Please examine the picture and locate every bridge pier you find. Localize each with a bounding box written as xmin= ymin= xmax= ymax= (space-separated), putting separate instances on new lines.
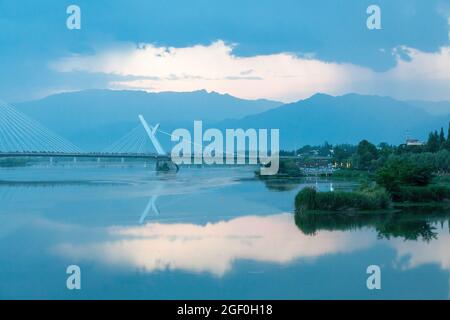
xmin=156 ymin=158 xmax=179 ymax=173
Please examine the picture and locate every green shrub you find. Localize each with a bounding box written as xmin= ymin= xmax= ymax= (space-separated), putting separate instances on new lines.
xmin=295 ymin=186 xmax=390 ymax=212
xmin=331 ymin=169 xmax=372 ymax=179
xmin=392 ymin=185 xmax=450 ymax=202
xmin=376 ymin=158 xmax=434 ymax=192
xmin=295 ymin=187 xmax=317 ymax=211
xmin=278 ymin=159 xmax=303 ymax=177
xmin=257 ymin=158 xmax=303 ymax=178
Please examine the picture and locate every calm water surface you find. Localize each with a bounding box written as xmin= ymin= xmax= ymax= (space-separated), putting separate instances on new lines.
xmin=0 ymin=163 xmax=449 ymax=299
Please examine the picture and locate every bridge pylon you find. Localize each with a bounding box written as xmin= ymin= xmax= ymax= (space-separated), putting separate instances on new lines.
xmin=138 ymin=115 xmax=178 ymax=173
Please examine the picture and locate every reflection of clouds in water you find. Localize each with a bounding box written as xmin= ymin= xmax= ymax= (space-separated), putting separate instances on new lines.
xmin=391 ymin=222 xmax=450 ymax=271
xmin=388 ymin=221 xmax=450 ymax=298
xmin=54 ymin=213 xmax=374 ymax=276
xmin=50 ymin=212 xmax=450 ymax=292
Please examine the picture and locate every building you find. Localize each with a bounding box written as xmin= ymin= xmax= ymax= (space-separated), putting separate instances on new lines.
xmin=405 ymin=138 xmax=423 ymax=146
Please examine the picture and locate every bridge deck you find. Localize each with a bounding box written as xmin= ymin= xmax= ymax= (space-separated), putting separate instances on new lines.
xmin=0 ymin=152 xmax=171 ymax=160
xmin=0 ymin=152 xmax=311 ymax=163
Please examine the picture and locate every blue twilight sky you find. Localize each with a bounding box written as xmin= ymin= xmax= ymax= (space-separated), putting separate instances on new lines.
xmin=0 ymin=0 xmax=449 ymax=102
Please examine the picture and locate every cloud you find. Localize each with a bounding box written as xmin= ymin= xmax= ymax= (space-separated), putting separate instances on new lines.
xmin=391 ymin=221 xmax=450 ymax=272
xmin=3 ymin=1 xmax=450 ymax=101
xmin=51 ymin=41 xmax=450 ymax=102
xmin=354 ymin=46 xmax=450 ymax=101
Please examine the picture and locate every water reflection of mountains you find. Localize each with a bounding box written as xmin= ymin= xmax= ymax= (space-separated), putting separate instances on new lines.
xmin=295 ymin=205 xmax=450 ymax=242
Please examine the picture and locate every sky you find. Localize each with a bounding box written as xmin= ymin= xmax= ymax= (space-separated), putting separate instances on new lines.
xmin=0 ymin=0 xmax=450 ymax=102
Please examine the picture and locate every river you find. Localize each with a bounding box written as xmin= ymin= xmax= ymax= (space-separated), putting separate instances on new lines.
xmin=0 ymin=162 xmax=449 ymax=299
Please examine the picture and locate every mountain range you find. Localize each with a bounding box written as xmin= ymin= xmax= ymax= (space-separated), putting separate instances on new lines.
xmin=13 ymin=89 xmax=450 ymax=151
xmin=15 ymin=89 xmax=280 ymax=150
xmin=219 ymin=93 xmax=450 ymax=149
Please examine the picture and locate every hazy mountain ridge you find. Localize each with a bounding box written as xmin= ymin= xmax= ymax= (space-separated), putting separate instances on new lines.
xmin=13 ymin=90 xmax=450 ymax=151
xmin=407 ymin=100 xmax=450 ymax=116
xmin=15 ymin=89 xmax=281 ymax=150
xmin=219 ymin=93 xmax=450 ymax=149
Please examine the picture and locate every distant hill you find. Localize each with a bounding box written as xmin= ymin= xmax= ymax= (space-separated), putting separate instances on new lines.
xmin=15 ymin=89 xmax=281 ymax=150
xmin=219 ymin=93 xmax=450 ymax=149
xmin=13 ymin=90 xmax=450 ymax=151
xmin=407 ymin=100 xmax=450 ymax=116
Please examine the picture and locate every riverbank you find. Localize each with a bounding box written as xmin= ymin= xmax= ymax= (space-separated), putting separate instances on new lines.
xmin=295 ymin=203 xmax=450 ymax=240
xmin=294 ymin=154 xmax=450 ymax=214
xmin=295 ymin=180 xmax=450 ymax=214
xmin=295 ymin=185 xmax=391 ymax=213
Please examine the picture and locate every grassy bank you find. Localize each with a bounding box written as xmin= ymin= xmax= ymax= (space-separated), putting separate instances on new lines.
xmin=331 ymin=169 xmax=372 ymax=179
xmin=295 ymin=206 xmax=450 ymax=240
xmin=391 ymin=185 xmax=450 ymax=202
xmin=375 ymin=158 xmax=450 ymax=203
xmin=294 ymin=156 xmax=450 ymax=214
xmin=295 ymin=185 xmax=391 ymax=213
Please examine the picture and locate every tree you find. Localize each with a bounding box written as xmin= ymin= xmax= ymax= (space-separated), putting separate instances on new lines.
xmin=447 ymin=122 xmax=450 ymax=141
xmin=319 ymin=141 xmax=332 ymax=156
xmin=356 ymin=140 xmax=378 ymax=170
xmin=375 ymin=158 xmax=433 ymax=192
xmin=296 ymin=145 xmax=312 ymax=155
xmin=427 ymin=131 xmax=440 ymax=153
xmin=333 ymin=144 xmax=356 ymax=162
xmin=446 ymin=122 xmax=450 ymax=151
xmin=439 ymin=127 xmax=446 ymax=148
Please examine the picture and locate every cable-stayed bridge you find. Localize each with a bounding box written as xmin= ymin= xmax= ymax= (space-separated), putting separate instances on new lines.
xmin=0 ymin=99 xmax=172 ymax=167
xmin=1 ymin=99 xmax=293 ymax=173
